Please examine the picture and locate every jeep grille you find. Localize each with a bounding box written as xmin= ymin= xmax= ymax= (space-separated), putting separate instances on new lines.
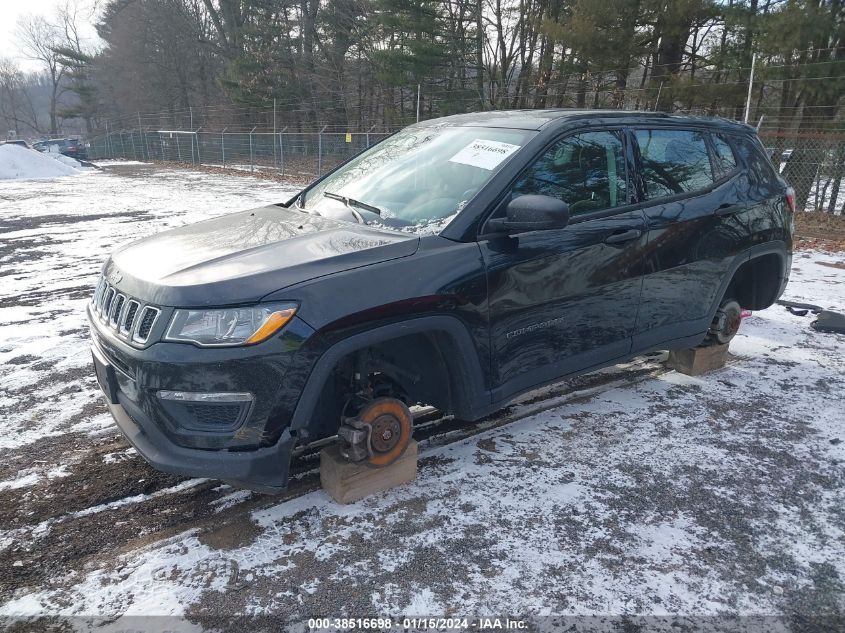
xmin=91 ymin=275 xmax=161 ymax=344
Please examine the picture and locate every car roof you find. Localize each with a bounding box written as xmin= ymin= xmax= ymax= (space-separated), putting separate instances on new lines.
xmin=415 ymin=109 xmax=755 ymax=133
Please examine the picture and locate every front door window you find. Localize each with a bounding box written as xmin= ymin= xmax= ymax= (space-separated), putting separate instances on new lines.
xmin=512 ymin=130 xmax=628 ymax=216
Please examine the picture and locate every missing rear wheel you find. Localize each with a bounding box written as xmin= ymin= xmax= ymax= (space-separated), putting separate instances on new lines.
xmin=703 ymin=298 xmax=742 ymax=346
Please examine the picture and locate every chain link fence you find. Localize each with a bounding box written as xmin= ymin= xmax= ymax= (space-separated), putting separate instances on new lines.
xmin=759 ymin=130 xmax=845 ymax=214
xmin=86 ymin=125 xmax=844 ymax=214
xmin=87 ymin=129 xmax=393 ymax=179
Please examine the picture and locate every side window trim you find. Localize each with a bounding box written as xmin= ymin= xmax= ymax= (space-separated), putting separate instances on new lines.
xmin=625 ymin=127 xmax=647 ymax=205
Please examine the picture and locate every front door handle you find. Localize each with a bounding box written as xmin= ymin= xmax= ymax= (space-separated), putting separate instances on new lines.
xmin=715 ymin=203 xmax=745 ymax=217
xmin=604 ymin=229 xmax=643 ymax=245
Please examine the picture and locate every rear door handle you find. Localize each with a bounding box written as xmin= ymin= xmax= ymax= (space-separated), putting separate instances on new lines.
xmin=604 ymin=229 xmax=642 ymax=245
xmin=715 ymin=203 xmax=745 ymax=217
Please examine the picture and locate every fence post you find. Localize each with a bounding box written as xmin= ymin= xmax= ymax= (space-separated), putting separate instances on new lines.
xmin=176 ymin=133 xmax=182 ymax=162
xmin=249 ymin=127 xmax=256 ymax=173
xmin=366 ymin=124 xmax=376 ymax=148
xmin=278 ymin=127 xmax=287 ymax=176
xmin=195 ymin=128 xmax=202 ymax=166
xmin=318 ymin=125 xmax=327 ymax=176
xmin=221 ymin=128 xmax=227 ymax=167
xmin=143 ymin=130 xmax=151 ymax=162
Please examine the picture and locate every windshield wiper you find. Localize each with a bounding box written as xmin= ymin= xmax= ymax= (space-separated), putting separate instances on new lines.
xmin=323 ymin=191 xmax=382 ymax=216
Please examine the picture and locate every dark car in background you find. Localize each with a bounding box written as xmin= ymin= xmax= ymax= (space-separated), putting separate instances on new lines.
xmin=32 ymin=138 xmax=88 ymax=160
xmin=87 ymin=110 xmax=794 ymax=493
xmin=58 ymin=138 xmax=87 ymax=160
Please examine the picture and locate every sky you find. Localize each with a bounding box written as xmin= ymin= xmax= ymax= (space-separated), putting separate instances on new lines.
xmin=0 ymin=0 xmax=101 ymax=72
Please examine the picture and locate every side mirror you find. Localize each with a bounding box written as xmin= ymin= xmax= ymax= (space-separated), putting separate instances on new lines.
xmin=488 ymin=195 xmax=570 ymax=234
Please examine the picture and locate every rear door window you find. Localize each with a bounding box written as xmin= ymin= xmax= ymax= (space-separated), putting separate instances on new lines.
xmin=512 ymin=130 xmax=628 ymax=216
xmin=634 ymin=129 xmax=714 ymax=199
xmin=711 ymin=134 xmax=738 ymax=177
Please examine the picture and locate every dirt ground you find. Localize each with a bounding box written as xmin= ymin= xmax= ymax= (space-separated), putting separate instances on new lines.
xmin=794 ymin=212 xmax=845 ymax=252
xmin=1 ymin=163 xmax=843 ymax=631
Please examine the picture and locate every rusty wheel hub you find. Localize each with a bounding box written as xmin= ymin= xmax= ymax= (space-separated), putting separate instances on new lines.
xmin=338 ymin=397 xmax=413 ymax=467
xmin=370 ymin=414 xmax=401 ymax=453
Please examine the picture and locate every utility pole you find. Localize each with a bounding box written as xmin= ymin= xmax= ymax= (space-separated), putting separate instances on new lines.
xmin=744 ymin=53 xmax=756 ymax=124
xmin=654 ymin=82 xmax=664 ymax=111
xmin=137 ymin=112 xmax=144 ymax=161
xmin=416 ymin=84 xmax=421 ymax=123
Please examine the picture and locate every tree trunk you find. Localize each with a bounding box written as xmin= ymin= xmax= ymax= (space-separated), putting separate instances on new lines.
xmin=826 ymin=142 xmax=845 ymax=214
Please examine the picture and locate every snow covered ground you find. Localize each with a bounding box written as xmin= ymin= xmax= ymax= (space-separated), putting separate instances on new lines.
xmin=0 ymin=163 xmax=843 ymax=631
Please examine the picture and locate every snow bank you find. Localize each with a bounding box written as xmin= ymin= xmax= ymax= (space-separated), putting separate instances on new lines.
xmin=50 ymin=153 xmax=85 ymax=169
xmin=0 ymin=144 xmax=82 ymax=181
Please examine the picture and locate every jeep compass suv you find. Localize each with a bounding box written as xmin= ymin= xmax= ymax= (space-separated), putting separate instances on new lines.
xmin=88 ymin=110 xmax=793 ymax=492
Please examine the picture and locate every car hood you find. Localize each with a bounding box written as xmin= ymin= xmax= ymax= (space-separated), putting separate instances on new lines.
xmin=105 ymin=205 xmax=420 ymax=306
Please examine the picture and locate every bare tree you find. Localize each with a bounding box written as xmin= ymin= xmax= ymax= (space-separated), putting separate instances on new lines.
xmin=0 ymin=59 xmax=44 ymax=136
xmin=17 ymin=15 xmax=66 ymax=135
xmin=54 ymin=0 xmax=103 ymax=133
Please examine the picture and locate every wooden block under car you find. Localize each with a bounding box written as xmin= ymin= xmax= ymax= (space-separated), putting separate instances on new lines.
xmin=667 ymin=343 xmax=729 ymax=376
xmin=320 ymin=440 xmax=418 ymax=504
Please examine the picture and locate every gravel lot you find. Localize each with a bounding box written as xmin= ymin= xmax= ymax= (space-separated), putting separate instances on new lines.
xmin=1 ymin=163 xmax=843 ymax=632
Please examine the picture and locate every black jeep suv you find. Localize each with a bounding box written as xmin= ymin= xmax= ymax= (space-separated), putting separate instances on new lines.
xmin=88 ymin=110 xmax=793 ymax=492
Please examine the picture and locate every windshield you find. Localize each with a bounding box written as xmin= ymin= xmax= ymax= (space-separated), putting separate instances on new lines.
xmin=299 ymin=125 xmax=534 ymax=234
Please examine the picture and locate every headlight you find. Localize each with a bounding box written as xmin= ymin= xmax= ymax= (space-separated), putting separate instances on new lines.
xmin=164 ymin=302 xmax=298 ymax=347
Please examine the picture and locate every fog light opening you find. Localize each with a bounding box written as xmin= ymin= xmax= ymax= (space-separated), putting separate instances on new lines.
xmin=157 ymin=391 xmax=254 ymax=403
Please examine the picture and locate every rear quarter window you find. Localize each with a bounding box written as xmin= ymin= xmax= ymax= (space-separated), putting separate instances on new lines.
xmin=634 ymin=129 xmax=714 ymax=199
xmin=730 ymin=134 xmax=780 ymax=191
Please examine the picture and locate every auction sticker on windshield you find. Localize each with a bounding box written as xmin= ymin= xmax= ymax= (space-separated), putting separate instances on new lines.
xmin=448 ymin=139 xmax=521 ymax=170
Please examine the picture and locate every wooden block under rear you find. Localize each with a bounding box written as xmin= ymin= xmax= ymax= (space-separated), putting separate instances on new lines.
xmin=668 ymin=343 xmax=729 ymax=376
xmin=320 ymin=439 xmax=418 ymax=504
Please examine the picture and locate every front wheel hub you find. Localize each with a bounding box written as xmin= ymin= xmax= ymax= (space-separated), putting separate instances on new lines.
xmin=338 ymin=397 xmax=413 ymax=467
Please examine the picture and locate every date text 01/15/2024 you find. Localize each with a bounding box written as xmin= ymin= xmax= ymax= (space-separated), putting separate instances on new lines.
xmin=308 ymin=617 xmax=528 ymax=630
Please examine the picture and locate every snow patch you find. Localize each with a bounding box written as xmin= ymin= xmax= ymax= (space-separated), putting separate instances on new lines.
xmin=0 ymin=473 xmax=40 ymax=491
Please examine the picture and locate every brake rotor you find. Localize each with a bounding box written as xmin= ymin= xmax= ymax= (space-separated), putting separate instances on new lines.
xmin=711 ymin=298 xmax=742 ymax=345
xmin=357 ymin=397 xmax=413 ymax=467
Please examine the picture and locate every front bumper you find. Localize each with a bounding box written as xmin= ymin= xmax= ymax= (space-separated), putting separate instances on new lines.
xmin=87 ymin=303 xmax=320 ymax=491
xmin=105 ymin=394 xmax=295 ymax=492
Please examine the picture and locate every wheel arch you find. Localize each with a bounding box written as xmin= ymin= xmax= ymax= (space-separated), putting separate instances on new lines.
xmin=288 ymin=316 xmax=489 ymax=436
xmin=709 ymin=241 xmax=790 ymax=318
